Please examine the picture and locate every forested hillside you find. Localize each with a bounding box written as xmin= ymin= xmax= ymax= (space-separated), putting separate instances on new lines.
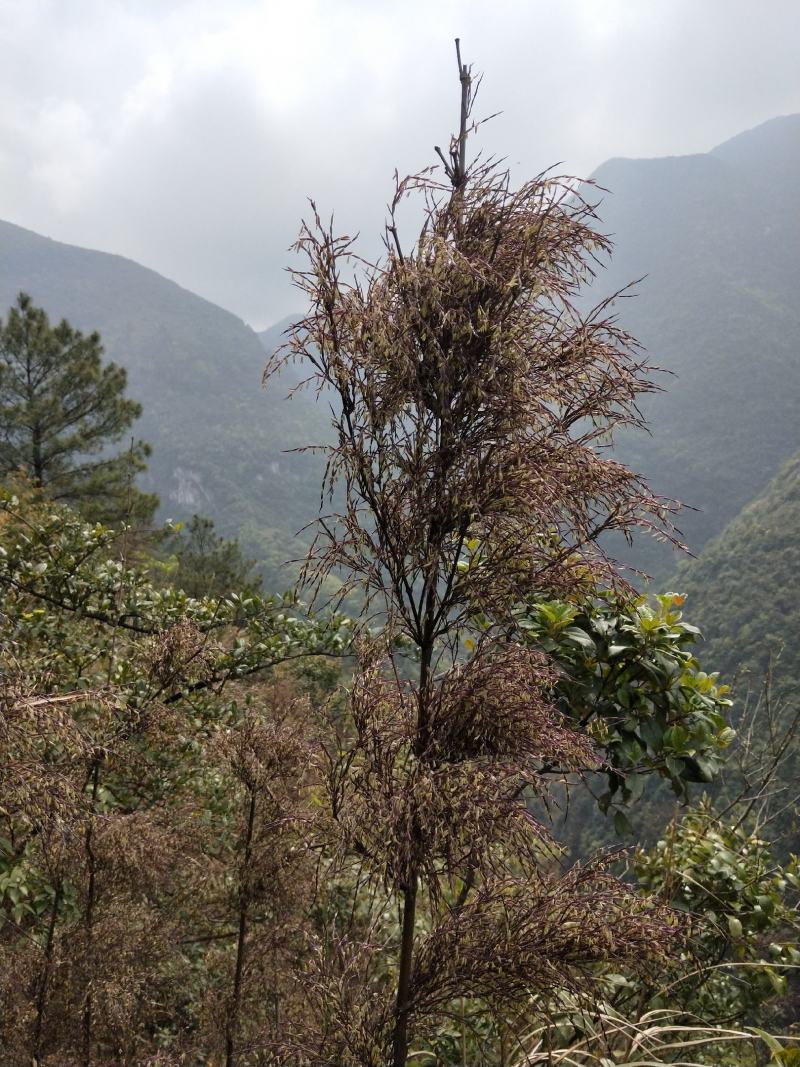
xmin=0 ymin=221 xmax=328 ymax=588
xmin=592 ymin=114 xmax=800 ymax=581
xmin=675 ymin=448 xmax=800 ymax=696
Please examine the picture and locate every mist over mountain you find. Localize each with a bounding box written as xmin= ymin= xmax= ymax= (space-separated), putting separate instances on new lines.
xmin=257 ymin=318 xmax=295 ymax=355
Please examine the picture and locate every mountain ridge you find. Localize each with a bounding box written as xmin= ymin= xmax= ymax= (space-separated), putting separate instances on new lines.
xmin=0 ymin=218 xmax=331 ymax=589
xmin=1 ymin=111 xmax=798 ymax=592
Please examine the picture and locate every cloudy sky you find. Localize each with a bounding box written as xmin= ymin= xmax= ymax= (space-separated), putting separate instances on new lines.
xmin=1 ymin=0 xmax=799 ymax=330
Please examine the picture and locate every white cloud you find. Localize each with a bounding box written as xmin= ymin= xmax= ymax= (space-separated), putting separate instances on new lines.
xmin=0 ymin=0 xmax=798 ymax=327
xmin=28 ymin=98 xmax=105 ymax=212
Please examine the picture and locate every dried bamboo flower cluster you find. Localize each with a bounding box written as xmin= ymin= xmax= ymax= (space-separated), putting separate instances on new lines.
xmin=264 ymin=45 xmax=686 ymax=1067
xmin=324 ymin=642 xmax=598 ymax=897
xmin=411 ymin=865 xmax=677 ymax=1012
xmin=270 ymin=138 xmax=679 ymax=636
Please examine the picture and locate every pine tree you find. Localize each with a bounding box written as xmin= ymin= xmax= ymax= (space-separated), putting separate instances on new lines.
xmin=161 ymin=514 xmax=263 ymax=598
xmin=0 ymin=292 xmax=157 ymax=524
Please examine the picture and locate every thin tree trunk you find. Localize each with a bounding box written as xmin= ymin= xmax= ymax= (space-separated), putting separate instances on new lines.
xmin=460 ymin=996 xmax=467 ymax=1066
xmin=391 ymin=629 xmax=433 ymax=1067
xmin=31 ymin=423 xmax=44 ymax=487
xmin=455 ymin=38 xmax=470 ymax=186
xmin=82 ymin=761 xmax=100 ymax=1067
xmin=225 ymin=786 xmax=257 ymax=1067
xmin=32 ymin=877 xmax=63 ymax=1064
xmin=24 ymin=334 xmax=46 ymax=487
xmin=391 ymin=874 xmax=418 ymax=1067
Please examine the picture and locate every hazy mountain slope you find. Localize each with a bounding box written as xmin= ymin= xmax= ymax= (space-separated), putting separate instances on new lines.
xmin=674 ymin=448 xmax=800 ymax=696
xmin=670 ymin=450 xmax=800 ymax=855
xmin=258 ymin=316 xmax=295 ymax=356
xmin=0 ymin=220 xmax=329 ymax=588
xmin=590 ymin=114 xmax=800 ymax=582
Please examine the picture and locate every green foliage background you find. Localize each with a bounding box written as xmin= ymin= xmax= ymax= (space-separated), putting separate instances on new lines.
xmin=674 ymin=450 xmax=800 ymax=698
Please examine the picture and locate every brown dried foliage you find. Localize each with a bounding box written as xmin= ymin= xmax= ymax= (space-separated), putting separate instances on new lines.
xmin=411 ymin=864 xmax=677 ymax=1020
xmin=200 ymin=682 xmax=317 ymax=1066
xmin=268 ymin=141 xmax=679 ymax=640
xmin=323 ymin=642 xmax=597 ymax=897
xmin=0 ymin=650 xmax=322 ymax=1066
